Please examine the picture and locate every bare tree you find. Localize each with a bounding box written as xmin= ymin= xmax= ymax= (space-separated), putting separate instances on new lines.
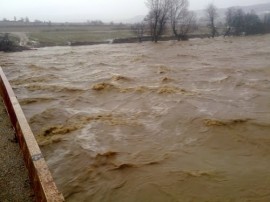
xmin=176 ymin=11 xmax=196 ymax=40
xmin=131 ymin=22 xmax=145 ymax=42
xmin=169 ymin=0 xmax=196 ymax=40
xmin=264 ymin=13 xmax=270 ymax=33
xmin=169 ymin=0 xmax=188 ymax=38
xmin=205 ymin=3 xmax=219 ymax=38
xmin=224 ymin=8 xmax=264 ymax=36
xmin=224 ymin=7 xmax=236 ymax=37
xmin=245 ymin=12 xmax=263 ymax=35
xmin=145 ymin=0 xmax=170 ymax=42
xmin=225 ymin=7 xmax=236 ymax=27
xmin=25 ymin=17 xmax=30 ymax=23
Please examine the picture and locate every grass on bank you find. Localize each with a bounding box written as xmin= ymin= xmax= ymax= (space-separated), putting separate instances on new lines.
xmin=0 ymin=24 xmax=135 ymax=47
xmin=26 ymin=25 xmax=135 ymax=46
xmin=28 ymin=29 xmax=135 ymax=46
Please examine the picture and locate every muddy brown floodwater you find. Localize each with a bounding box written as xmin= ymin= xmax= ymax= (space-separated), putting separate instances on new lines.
xmin=1 ymin=35 xmax=270 ymax=201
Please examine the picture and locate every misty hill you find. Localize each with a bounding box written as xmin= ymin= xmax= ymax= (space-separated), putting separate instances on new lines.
xmin=124 ymin=15 xmax=145 ymax=24
xmin=125 ymin=2 xmax=270 ymax=24
xmin=195 ymin=3 xmax=270 ymax=23
xmin=239 ymin=2 xmax=270 ymax=14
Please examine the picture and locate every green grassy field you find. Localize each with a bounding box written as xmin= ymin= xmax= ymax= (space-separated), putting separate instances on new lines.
xmin=0 ymin=24 xmax=135 ymax=47
xmin=29 ymin=29 xmax=134 ymax=46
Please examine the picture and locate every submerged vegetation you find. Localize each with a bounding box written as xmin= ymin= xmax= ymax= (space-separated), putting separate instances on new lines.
xmin=0 ymin=33 xmax=16 ymax=52
xmin=0 ymin=33 xmax=29 ymax=52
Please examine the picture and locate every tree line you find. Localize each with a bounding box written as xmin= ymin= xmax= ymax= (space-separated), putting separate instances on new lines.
xmin=132 ymin=0 xmax=196 ymax=42
xmin=224 ymin=7 xmax=270 ymax=36
xmin=132 ymin=0 xmax=270 ymax=42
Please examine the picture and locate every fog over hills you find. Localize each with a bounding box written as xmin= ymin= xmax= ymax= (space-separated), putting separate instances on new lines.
xmin=125 ymin=2 xmax=270 ymax=23
xmin=195 ymin=2 xmax=270 ymax=21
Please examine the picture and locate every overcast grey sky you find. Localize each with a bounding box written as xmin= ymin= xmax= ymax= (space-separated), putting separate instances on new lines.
xmin=1 ymin=0 xmax=270 ymax=22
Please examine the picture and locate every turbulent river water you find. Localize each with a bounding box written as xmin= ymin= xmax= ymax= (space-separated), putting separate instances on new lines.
xmin=1 ymin=35 xmax=270 ymax=201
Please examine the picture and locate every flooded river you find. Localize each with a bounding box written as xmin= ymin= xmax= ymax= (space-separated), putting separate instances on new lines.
xmin=1 ymin=35 xmax=270 ymax=201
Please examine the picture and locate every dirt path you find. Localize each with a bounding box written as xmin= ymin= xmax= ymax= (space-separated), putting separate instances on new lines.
xmin=0 ymin=98 xmax=34 ymax=201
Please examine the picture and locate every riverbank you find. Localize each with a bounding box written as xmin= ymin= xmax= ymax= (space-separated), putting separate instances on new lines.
xmin=0 ymin=23 xmax=210 ymax=49
xmin=0 ymin=33 xmax=31 ymax=52
xmin=3 ymin=34 xmax=270 ymax=201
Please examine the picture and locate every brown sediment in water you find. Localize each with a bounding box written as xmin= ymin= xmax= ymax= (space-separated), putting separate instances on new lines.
xmin=120 ymin=86 xmax=151 ymax=93
xmin=92 ymin=82 xmax=117 ymax=91
xmin=132 ymin=54 xmax=150 ymax=62
xmin=161 ymin=77 xmax=174 ymax=83
xmin=92 ymin=82 xmax=190 ymax=95
xmin=157 ymin=86 xmax=187 ymax=94
xmin=204 ymin=119 xmax=251 ymax=127
xmin=42 ymin=125 xmax=80 ymax=136
xmin=35 ymin=111 xmax=140 ymax=146
xmin=177 ymin=54 xmax=199 ymax=59
xmin=11 ymin=74 xmax=58 ymax=86
xmin=37 ymin=124 xmax=81 ymax=146
xmin=79 ymin=114 xmax=139 ymax=126
xmin=91 ymin=75 xmax=131 ymax=91
xmin=111 ymin=75 xmax=131 ymax=82
xmin=169 ymin=170 xmax=224 ymax=179
xmin=2 ymin=34 xmax=270 ymax=202
xmin=28 ymin=64 xmax=43 ymax=70
xmin=26 ymin=84 xmax=85 ymax=93
xmin=0 ymin=62 xmax=15 ymax=67
xmin=91 ymin=151 xmax=167 ymax=171
xmin=19 ymin=97 xmax=56 ymax=105
xmin=157 ymin=65 xmax=172 ymax=74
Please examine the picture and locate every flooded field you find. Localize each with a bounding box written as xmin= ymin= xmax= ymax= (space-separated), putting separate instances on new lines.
xmin=1 ymin=35 xmax=270 ymax=201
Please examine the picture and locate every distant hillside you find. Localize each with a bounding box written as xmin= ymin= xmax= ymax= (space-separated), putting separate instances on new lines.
xmin=196 ymin=2 xmax=270 ymax=23
xmin=124 ymin=15 xmax=145 ymax=24
xmin=238 ymin=2 xmax=270 ymax=14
